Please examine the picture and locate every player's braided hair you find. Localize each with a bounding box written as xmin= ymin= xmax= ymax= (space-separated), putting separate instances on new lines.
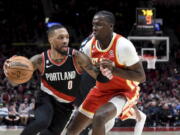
xmin=94 ymin=10 xmax=115 ymax=25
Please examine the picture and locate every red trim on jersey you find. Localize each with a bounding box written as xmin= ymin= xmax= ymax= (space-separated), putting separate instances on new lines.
xmin=72 ymin=49 xmax=83 ymax=75
xmin=91 ymin=34 xmax=122 ymax=61
xmin=111 ymin=127 xmax=180 ymax=131
xmin=89 ymin=38 xmax=96 ymax=58
xmin=120 ymin=114 xmax=129 ymax=120
xmin=40 ymin=52 xmax=45 ymax=75
xmin=120 ymin=109 xmax=134 ymax=120
xmin=112 ymin=34 xmax=121 ymax=50
xmin=92 ymin=37 xmax=96 ymax=46
xmin=129 ymin=81 xmax=139 ymax=99
xmin=41 ymin=79 xmax=75 ymax=102
xmin=112 ymin=34 xmax=126 ymax=68
xmin=47 ymin=49 xmax=68 ymax=66
xmin=119 ymin=86 xmax=139 ymax=121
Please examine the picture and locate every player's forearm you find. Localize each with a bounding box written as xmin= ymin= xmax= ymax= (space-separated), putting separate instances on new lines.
xmin=76 ymin=51 xmax=99 ymax=79
xmin=84 ymin=66 xmax=111 ymax=83
xmin=30 ymin=54 xmax=42 ymax=71
xmin=76 ymin=51 xmax=110 ymax=82
xmin=112 ymin=67 xmax=146 ymax=82
xmin=82 ymin=64 xmax=99 ymax=79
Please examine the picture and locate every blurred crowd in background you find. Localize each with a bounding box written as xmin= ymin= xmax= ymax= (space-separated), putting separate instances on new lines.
xmin=0 ymin=0 xmax=180 ymax=127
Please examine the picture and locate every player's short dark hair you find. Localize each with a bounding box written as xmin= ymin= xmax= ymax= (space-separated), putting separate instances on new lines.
xmin=94 ymin=10 xmax=115 ymax=25
xmin=47 ymin=24 xmax=65 ymax=38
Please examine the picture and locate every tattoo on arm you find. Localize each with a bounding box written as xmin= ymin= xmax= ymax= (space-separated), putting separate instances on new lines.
xmin=75 ymin=51 xmax=100 ymax=78
xmin=83 ymin=63 xmax=99 ymax=73
xmin=30 ymin=54 xmax=42 ymax=71
xmin=37 ymin=57 xmax=42 ymax=66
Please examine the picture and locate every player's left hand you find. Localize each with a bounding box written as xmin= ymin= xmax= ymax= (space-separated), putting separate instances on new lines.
xmin=100 ymin=58 xmax=114 ymax=71
xmin=100 ymin=65 xmax=113 ymax=80
xmin=3 ymin=59 xmax=11 ymax=77
xmin=3 ymin=55 xmax=17 ymax=77
xmin=3 ymin=55 xmax=19 ymax=86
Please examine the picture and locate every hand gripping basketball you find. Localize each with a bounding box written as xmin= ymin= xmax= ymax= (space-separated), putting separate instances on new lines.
xmin=3 ymin=56 xmax=34 ymax=84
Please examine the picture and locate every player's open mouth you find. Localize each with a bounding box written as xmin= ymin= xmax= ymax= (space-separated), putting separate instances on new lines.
xmin=61 ymin=46 xmax=68 ymax=49
xmin=61 ymin=46 xmax=69 ymax=51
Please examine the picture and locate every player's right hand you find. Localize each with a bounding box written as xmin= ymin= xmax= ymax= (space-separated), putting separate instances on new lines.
xmin=3 ymin=56 xmax=19 ymax=86
xmin=100 ymin=58 xmax=115 ymax=71
xmin=3 ymin=55 xmax=17 ymax=76
xmin=100 ymin=65 xmax=113 ymax=80
xmin=3 ymin=59 xmax=11 ymax=77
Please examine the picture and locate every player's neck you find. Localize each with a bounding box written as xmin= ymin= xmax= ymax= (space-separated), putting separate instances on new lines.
xmin=50 ymin=49 xmax=66 ymax=62
xmin=97 ymin=34 xmax=113 ymax=49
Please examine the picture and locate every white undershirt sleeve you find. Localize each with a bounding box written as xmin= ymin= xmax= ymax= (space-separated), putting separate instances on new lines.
xmin=79 ymin=40 xmax=92 ymax=57
xmin=116 ymin=37 xmax=139 ymax=66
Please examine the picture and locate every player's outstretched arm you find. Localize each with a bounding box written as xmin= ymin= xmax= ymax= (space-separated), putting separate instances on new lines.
xmin=30 ymin=54 xmax=43 ymax=72
xmin=74 ymin=50 xmax=111 ymax=82
xmin=75 ymin=50 xmax=99 ymax=79
xmin=100 ymin=59 xmax=146 ymax=82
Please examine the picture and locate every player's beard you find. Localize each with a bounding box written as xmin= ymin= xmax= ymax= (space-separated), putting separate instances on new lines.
xmin=55 ymin=46 xmax=68 ymax=56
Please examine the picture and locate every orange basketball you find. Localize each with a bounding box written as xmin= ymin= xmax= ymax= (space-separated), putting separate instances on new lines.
xmin=5 ymin=56 xmax=34 ymax=84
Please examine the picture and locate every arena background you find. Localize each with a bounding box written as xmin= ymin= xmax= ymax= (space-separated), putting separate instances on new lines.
xmin=0 ymin=0 xmax=180 ymax=135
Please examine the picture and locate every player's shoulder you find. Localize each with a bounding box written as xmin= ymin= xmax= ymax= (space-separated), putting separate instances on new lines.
xmin=118 ymin=36 xmax=133 ymax=45
xmin=30 ymin=53 xmax=42 ymax=64
xmin=117 ymin=36 xmax=135 ymax=50
xmin=30 ymin=53 xmax=42 ymax=60
xmin=80 ymin=34 xmax=93 ymax=48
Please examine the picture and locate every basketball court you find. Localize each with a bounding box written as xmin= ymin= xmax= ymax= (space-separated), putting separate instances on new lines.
xmin=109 ymin=127 xmax=180 ymax=135
xmin=0 ymin=126 xmax=180 ymax=135
xmin=0 ymin=130 xmax=179 ymax=135
xmin=109 ymin=131 xmax=180 ymax=135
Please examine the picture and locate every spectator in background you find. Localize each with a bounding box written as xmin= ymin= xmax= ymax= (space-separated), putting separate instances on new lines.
xmin=175 ymin=49 xmax=180 ymax=67
xmin=28 ymin=97 xmax=36 ymax=119
xmin=175 ymin=104 xmax=180 ymax=126
xmin=18 ymin=98 xmax=30 ymax=125
xmin=1 ymin=90 xmax=11 ymax=104
xmin=143 ymin=100 xmax=160 ymax=127
xmin=5 ymin=102 xmax=20 ymax=126
xmin=29 ymin=98 xmax=35 ymax=111
xmin=159 ymin=103 xmax=174 ymax=127
xmin=0 ymin=103 xmax=8 ymax=124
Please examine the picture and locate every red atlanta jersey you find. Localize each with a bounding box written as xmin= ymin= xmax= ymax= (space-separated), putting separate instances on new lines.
xmin=82 ymin=33 xmax=140 ymax=100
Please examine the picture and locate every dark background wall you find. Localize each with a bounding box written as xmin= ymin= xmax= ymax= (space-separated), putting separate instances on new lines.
xmin=0 ymin=0 xmax=180 ymax=47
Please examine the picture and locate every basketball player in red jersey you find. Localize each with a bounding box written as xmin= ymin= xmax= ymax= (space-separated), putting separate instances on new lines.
xmin=66 ymin=10 xmax=146 ymax=135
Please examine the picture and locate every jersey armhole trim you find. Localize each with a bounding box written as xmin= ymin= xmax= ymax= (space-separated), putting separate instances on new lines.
xmin=40 ymin=52 xmax=45 ymax=75
xmin=72 ymin=49 xmax=83 ymax=75
xmin=115 ymin=35 xmax=125 ymax=66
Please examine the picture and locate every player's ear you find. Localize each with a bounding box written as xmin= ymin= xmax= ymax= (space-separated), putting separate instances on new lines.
xmin=48 ymin=37 xmax=53 ymax=44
